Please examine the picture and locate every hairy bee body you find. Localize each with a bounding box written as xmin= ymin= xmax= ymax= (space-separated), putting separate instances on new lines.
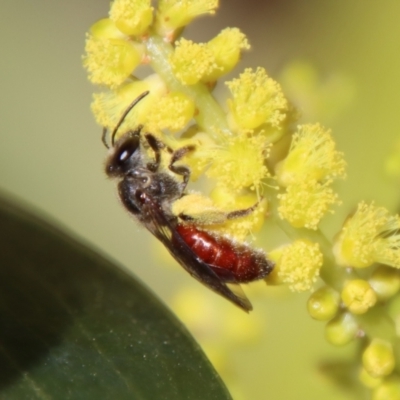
xmin=104 ymin=92 xmax=274 ymax=311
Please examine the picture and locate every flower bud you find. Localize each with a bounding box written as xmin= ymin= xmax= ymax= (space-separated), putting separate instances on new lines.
xmin=341 ymin=279 xmax=377 ymax=314
xmin=307 ymin=286 xmax=340 ymax=321
xmin=370 ymin=265 xmax=400 ymax=302
xmin=325 ymin=311 xmax=358 ymax=346
xmin=359 ymin=367 xmax=382 ymax=389
xmin=372 ymin=376 xmax=400 ymax=400
xmin=362 ymin=339 xmax=395 ymax=378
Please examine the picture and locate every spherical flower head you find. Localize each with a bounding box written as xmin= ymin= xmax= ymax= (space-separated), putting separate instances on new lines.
xmin=91 ymin=75 xmax=167 ymax=136
xmin=109 ymin=0 xmax=153 ymax=36
xmin=202 ymin=28 xmax=250 ymax=82
xmin=226 ymin=67 xmax=288 ymax=131
xmin=333 ymin=202 xmax=400 ymax=269
xmin=206 ymin=134 xmax=270 ymax=193
xmin=84 ymin=34 xmax=142 ymax=89
xmin=362 ymin=339 xmax=395 ymax=378
xmin=275 ymin=123 xmax=346 ymax=187
xmin=278 ymin=179 xmax=340 ymax=230
xmin=156 ymin=0 xmax=218 ymax=39
xmin=144 ymin=91 xmax=195 ymax=132
xmin=170 ymin=38 xmax=215 ymax=85
xmin=341 ymin=279 xmax=377 ymax=315
xmin=266 ymin=240 xmax=323 ymax=292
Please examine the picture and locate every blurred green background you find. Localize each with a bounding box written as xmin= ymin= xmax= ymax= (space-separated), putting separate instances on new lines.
xmin=1 ymin=1 xmax=400 ymax=399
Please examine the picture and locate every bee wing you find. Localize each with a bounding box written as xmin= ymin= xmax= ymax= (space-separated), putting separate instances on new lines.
xmin=142 ymin=197 xmax=252 ymax=312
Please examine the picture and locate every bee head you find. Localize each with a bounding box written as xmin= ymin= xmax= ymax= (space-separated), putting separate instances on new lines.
xmin=105 ymin=131 xmax=142 ymax=178
xmin=102 ymin=91 xmax=150 ymax=178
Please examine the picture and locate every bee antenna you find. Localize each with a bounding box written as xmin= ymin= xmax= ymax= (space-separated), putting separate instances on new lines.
xmin=102 ymin=91 xmax=150 ymax=148
xmin=101 ymin=127 xmax=109 ymax=149
xmin=111 ymin=91 xmax=150 ymax=147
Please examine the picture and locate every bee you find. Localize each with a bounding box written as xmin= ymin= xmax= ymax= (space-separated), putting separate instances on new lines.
xmin=103 ymin=92 xmax=274 ymax=311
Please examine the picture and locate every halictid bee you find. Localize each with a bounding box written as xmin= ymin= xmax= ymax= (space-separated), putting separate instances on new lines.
xmin=103 ymin=91 xmax=274 ymax=312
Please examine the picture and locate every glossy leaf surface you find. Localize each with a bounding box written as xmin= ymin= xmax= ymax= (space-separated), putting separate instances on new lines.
xmin=0 ymin=196 xmax=231 ymax=400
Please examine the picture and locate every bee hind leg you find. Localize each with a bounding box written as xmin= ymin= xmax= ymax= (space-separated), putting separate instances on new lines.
xmin=224 ymin=200 xmax=262 ymax=220
xmin=176 ymin=195 xmax=264 ymax=226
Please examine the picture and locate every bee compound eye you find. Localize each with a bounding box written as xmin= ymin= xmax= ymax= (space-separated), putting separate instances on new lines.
xmin=119 ymin=149 xmax=130 ymax=162
xmin=115 ymin=136 xmax=140 ymax=166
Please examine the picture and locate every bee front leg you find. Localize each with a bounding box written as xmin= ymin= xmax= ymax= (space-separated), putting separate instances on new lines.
xmin=143 ymin=133 xmax=166 ymax=172
xmin=169 ymin=145 xmax=195 ymax=192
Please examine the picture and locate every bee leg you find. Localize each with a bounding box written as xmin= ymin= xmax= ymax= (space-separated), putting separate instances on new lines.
xmin=144 ymin=133 xmax=166 ymax=172
xmin=101 ymin=127 xmax=109 ymax=149
xmin=178 ymin=198 xmax=263 ymax=225
xmin=169 ymin=145 xmax=195 ymax=191
xmin=225 ymin=200 xmax=262 ymax=220
xmin=143 ymin=134 xmax=194 ymax=191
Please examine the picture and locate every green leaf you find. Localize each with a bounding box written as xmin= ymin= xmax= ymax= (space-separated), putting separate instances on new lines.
xmin=0 ymin=195 xmax=232 ymax=400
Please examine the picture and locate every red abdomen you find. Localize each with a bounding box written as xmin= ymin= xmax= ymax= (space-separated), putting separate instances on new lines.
xmin=176 ymin=224 xmax=273 ymax=283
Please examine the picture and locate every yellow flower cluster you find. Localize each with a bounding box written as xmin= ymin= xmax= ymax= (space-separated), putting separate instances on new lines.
xmin=83 ymin=0 xmax=292 ymax=237
xmin=83 ymin=0 xmax=349 ymax=298
xmin=84 ymin=2 xmax=400 ymax=398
